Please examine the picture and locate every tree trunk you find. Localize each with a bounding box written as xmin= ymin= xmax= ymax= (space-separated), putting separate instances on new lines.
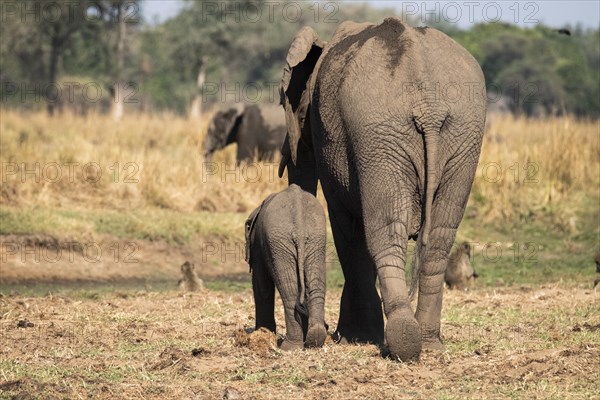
xmin=112 ymin=1 xmax=126 ymax=122
xmin=189 ymin=65 xmax=206 ymax=120
xmin=47 ymin=39 xmax=59 ymax=116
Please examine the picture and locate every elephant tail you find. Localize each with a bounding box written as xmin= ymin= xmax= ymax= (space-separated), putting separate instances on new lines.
xmin=421 ymin=123 xmax=441 ymax=247
xmin=295 ymin=242 xmax=309 ymax=317
xmin=293 ymin=194 xmax=309 ymax=317
xmin=408 ymin=116 xmax=444 ymax=299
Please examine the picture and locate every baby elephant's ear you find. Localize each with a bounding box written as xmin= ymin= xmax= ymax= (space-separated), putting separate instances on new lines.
xmin=244 ymin=210 xmax=260 ymax=265
xmin=245 ymin=194 xmax=277 ymax=265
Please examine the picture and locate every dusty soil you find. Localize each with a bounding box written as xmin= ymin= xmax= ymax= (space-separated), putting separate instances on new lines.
xmin=1 ymin=283 xmax=599 ymax=399
xmin=0 ymin=234 xmax=249 ymax=285
xmin=1 ymin=235 xmax=599 ymax=398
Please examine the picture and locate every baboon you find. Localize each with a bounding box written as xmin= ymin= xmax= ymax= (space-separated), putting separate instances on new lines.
xmin=445 ymin=242 xmax=479 ymax=290
xmin=178 ymin=261 xmax=204 ymax=292
xmin=594 ymin=252 xmax=600 ymax=288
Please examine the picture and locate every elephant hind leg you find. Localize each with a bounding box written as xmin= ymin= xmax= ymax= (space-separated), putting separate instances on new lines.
xmin=326 ymin=195 xmax=384 ymax=345
xmin=252 ymin=259 xmax=276 ymax=333
xmin=269 ymin=258 xmax=305 ymax=351
xmin=305 ymin=237 xmax=328 ymax=348
xmin=415 ymin=225 xmax=454 ymax=351
xmin=416 ymin=151 xmax=480 ymax=351
xmin=357 ymin=172 xmax=421 ymax=361
xmin=305 ymin=324 xmax=327 ymax=348
xmin=279 ymin=300 xmax=307 ymax=351
xmin=279 ymin=305 xmax=305 ymax=351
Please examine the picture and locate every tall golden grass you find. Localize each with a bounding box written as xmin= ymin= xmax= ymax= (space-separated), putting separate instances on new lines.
xmin=0 ymin=110 xmax=287 ymax=214
xmin=473 ymin=115 xmax=600 ymax=228
xmin=1 ymin=110 xmax=598 ymax=225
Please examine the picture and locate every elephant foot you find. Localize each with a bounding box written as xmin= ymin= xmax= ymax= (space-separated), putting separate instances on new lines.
xmin=332 ymin=326 xmax=384 ymax=345
xmin=422 ymin=338 xmax=446 ymax=352
xmin=419 ymin=324 xmax=445 ymax=352
xmin=385 ymin=309 xmax=422 ymax=362
xmin=332 ymin=331 xmax=348 ymax=344
xmin=332 ymin=331 xmax=383 ymax=345
xmin=305 ymin=324 xmax=327 ymax=348
xmin=280 ymin=337 xmax=304 ymax=351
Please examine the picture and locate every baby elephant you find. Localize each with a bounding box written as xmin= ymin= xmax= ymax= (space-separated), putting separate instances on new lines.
xmin=245 ymin=184 xmax=327 ymax=350
xmin=445 ymin=242 xmax=479 ymax=290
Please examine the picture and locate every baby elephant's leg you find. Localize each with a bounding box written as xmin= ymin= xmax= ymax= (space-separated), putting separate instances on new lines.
xmin=252 ymin=259 xmax=276 ymax=333
xmin=305 ymin=241 xmax=327 ymax=348
xmin=271 ymin=259 xmax=304 ymax=351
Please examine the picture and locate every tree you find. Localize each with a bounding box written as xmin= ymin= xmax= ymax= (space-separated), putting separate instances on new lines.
xmin=28 ymin=0 xmax=89 ymax=115
xmin=110 ymin=1 xmax=129 ymax=121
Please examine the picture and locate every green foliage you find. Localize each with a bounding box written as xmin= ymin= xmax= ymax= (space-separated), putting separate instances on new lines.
xmin=454 ymin=23 xmax=599 ymax=117
xmin=0 ymin=0 xmax=140 ymax=112
xmin=135 ymin=0 xmax=396 ymax=112
xmin=1 ymin=1 xmax=598 ymax=117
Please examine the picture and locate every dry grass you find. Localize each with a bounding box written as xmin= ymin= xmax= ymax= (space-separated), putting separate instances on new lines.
xmin=1 ymin=111 xmax=599 ymax=398
xmin=474 ymin=115 xmax=600 ymax=226
xmin=2 ymin=111 xmax=598 ymax=223
xmin=0 ymin=110 xmax=287 ymax=214
xmin=0 ymin=286 xmax=598 ymax=399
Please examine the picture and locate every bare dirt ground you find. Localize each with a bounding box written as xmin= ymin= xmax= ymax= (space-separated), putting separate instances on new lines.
xmin=0 ymin=233 xmax=249 ymax=286
xmin=1 ymin=280 xmax=599 ymax=399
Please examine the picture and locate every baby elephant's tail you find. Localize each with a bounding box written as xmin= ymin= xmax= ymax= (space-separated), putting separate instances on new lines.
xmin=294 ymin=232 xmax=308 ymax=317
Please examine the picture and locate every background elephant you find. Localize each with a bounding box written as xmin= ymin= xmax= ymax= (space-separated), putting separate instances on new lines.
xmin=278 ymin=18 xmax=487 ymax=361
xmin=203 ymin=103 xmax=286 ymax=163
xmin=245 ymin=184 xmax=328 ymax=350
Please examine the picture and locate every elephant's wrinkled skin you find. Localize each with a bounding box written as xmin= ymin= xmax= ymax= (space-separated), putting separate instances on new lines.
xmin=245 ymin=184 xmax=328 ymax=350
xmin=203 ymin=104 xmax=286 ymax=163
xmin=278 ymin=18 xmax=486 ymax=361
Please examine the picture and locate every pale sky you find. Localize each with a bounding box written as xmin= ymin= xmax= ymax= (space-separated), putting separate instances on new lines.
xmin=141 ymin=0 xmax=600 ymax=29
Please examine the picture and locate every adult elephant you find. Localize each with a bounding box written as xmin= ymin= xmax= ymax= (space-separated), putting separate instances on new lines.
xmin=278 ymin=18 xmax=486 ymax=361
xmin=203 ymin=103 xmax=286 ymax=164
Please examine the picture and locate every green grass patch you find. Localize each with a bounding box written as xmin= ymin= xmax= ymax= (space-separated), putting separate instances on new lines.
xmin=456 ymin=193 xmax=599 ymax=286
xmin=2 ymin=191 xmax=598 ymax=290
xmin=0 ymin=280 xmax=176 ymax=298
xmin=0 ymin=207 xmax=245 ymax=244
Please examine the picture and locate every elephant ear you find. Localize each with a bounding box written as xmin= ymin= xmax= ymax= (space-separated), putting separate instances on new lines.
xmin=244 ymin=207 xmax=261 ymax=267
xmin=279 ymin=26 xmax=324 ymax=175
xmin=222 ymin=106 xmax=244 ymax=144
xmin=244 ymin=193 xmax=277 ymax=267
